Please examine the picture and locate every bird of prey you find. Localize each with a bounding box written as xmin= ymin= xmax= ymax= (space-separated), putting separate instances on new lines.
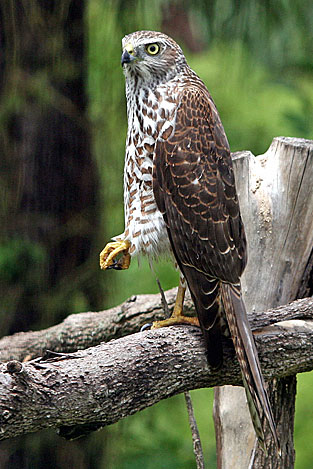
xmin=100 ymin=30 xmax=279 ymax=452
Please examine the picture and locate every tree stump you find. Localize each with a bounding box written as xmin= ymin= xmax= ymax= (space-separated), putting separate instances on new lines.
xmin=214 ymin=137 xmax=313 ymax=468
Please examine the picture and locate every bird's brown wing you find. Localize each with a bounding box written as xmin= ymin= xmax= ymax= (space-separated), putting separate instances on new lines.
xmin=153 ymin=88 xmax=246 ymax=283
xmin=153 ymin=87 xmax=246 ymax=366
xmin=153 ymin=87 xmax=279 ymax=451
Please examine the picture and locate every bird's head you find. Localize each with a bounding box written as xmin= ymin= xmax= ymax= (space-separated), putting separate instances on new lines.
xmin=121 ymin=31 xmax=187 ymax=85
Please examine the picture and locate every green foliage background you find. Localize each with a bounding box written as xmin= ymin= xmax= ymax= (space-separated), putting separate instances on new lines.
xmin=0 ymin=0 xmax=312 ymax=467
xmin=88 ymin=1 xmax=313 ymax=467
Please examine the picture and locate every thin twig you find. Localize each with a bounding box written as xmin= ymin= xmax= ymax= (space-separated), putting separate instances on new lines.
xmin=155 ymin=277 xmax=205 ymax=467
xmin=155 ymin=277 xmax=171 ymax=318
xmin=184 ymin=391 xmax=205 ymax=469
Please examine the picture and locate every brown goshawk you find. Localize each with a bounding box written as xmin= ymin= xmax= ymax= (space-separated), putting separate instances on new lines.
xmin=100 ymin=30 xmax=279 ymax=453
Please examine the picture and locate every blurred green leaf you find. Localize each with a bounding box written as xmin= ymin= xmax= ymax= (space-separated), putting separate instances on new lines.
xmin=0 ymin=238 xmax=46 ymax=285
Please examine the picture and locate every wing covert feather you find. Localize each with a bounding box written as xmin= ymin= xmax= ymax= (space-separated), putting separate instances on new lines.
xmin=153 ymin=88 xmax=246 ymax=284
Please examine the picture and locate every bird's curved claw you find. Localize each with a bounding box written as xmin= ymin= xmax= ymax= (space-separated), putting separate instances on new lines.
xmin=140 ymin=323 xmax=152 ymax=332
xmin=107 ymin=259 xmax=125 ymax=270
xmin=100 ymin=240 xmax=131 ymax=270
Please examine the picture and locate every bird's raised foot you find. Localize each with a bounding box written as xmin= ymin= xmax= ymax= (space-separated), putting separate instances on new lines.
xmin=99 ymin=240 xmax=131 ymax=270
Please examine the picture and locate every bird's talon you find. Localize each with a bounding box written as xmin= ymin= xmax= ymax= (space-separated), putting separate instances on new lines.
xmin=140 ymin=323 xmax=152 ymax=331
xmin=100 ymin=240 xmax=131 ymax=270
xmin=152 ymin=316 xmax=200 ymax=329
xmin=106 ymin=258 xmax=118 ymax=269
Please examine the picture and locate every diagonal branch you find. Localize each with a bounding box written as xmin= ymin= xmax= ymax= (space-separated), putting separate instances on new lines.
xmin=0 ymin=288 xmax=179 ymax=363
xmin=1 ymin=288 xmax=313 ymax=363
xmin=0 ymin=295 xmax=312 ymax=441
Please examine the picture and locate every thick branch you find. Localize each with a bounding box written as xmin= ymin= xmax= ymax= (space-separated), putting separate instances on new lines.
xmin=1 ymin=289 xmax=313 ymax=363
xmin=0 ymin=307 xmax=312 ymax=441
xmin=0 ymin=289 xmax=180 ymax=362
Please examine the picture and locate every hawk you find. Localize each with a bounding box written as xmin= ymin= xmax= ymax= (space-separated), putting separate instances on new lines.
xmin=100 ymin=30 xmax=279 ymax=452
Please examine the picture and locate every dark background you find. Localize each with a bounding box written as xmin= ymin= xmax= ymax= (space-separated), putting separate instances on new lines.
xmin=1 ymin=1 xmax=312 ymax=467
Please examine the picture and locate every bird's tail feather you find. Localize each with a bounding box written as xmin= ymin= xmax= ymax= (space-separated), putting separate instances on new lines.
xmin=221 ymin=282 xmax=280 ymax=454
xmin=182 ymin=267 xmax=224 ymax=369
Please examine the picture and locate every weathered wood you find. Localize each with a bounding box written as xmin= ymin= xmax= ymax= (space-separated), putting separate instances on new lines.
xmin=1 ymin=288 xmax=313 ymax=363
xmin=252 ymin=376 xmax=297 ymax=468
xmin=0 ymin=289 xmax=180 ymax=362
xmin=214 ymin=137 xmax=313 ymax=468
xmin=0 ymin=136 xmax=312 ymax=463
xmin=184 ymin=391 xmax=205 ymax=469
xmin=0 ymin=311 xmax=312 ymax=441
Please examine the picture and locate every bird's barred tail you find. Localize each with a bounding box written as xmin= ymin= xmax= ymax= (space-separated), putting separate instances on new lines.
xmin=185 ymin=272 xmax=224 ymax=370
xmin=221 ymin=282 xmax=280 ymax=454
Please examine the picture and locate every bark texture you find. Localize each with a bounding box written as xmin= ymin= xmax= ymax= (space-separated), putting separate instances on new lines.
xmin=1 ymin=289 xmax=313 ymax=363
xmin=214 ymin=136 xmax=313 ymax=468
xmin=0 ymin=310 xmax=312 ymax=441
xmin=0 ymin=289 xmax=180 ymax=362
xmin=0 ymin=137 xmax=312 ymax=464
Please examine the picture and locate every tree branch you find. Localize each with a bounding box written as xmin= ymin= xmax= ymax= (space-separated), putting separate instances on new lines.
xmin=0 ymin=294 xmax=312 ymax=441
xmin=1 ymin=288 xmax=313 ymax=363
xmin=184 ymin=391 xmax=205 ymax=469
xmin=0 ymin=288 xmax=179 ymax=362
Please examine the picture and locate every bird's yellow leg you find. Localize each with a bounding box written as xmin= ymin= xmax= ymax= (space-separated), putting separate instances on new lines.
xmin=152 ymin=280 xmax=200 ymax=329
xmin=99 ymin=240 xmax=131 ymax=270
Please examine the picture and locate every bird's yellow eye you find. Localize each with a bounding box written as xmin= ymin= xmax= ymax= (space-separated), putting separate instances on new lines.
xmin=145 ymin=43 xmax=160 ymax=55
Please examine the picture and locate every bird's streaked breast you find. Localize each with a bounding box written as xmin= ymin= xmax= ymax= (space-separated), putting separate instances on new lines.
xmin=123 ymin=81 xmax=181 ymax=258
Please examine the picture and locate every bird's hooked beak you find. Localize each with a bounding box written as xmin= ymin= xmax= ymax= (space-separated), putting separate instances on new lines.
xmin=121 ymin=43 xmax=137 ymax=66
